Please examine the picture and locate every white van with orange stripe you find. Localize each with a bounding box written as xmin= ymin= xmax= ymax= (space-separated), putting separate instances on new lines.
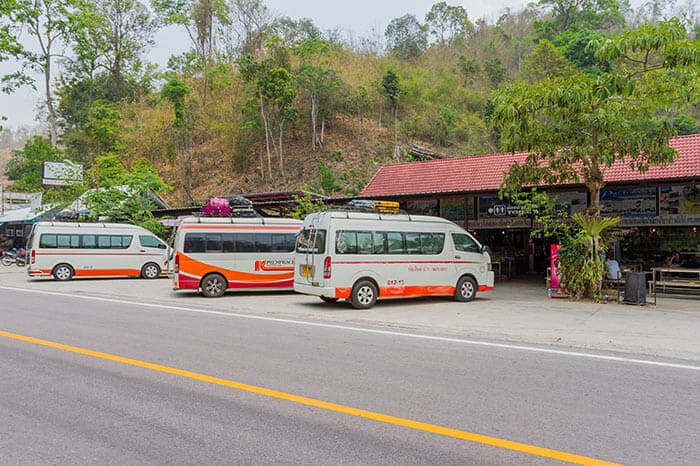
xmin=294 ymin=211 xmax=494 ymax=309
xmin=172 ymin=216 xmax=302 ymax=297
xmin=27 ymin=222 xmax=169 ymax=280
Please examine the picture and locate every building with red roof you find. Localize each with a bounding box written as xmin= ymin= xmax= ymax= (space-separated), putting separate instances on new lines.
xmin=359 ymin=134 xmax=700 ymax=276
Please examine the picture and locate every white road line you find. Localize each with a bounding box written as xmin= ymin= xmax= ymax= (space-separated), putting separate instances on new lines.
xmin=2 ymin=285 xmax=699 ymax=372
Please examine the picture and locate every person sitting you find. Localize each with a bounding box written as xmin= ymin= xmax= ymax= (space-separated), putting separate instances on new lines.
xmin=665 ymin=251 xmax=683 ymax=268
xmin=605 ymin=256 xmax=622 ymax=280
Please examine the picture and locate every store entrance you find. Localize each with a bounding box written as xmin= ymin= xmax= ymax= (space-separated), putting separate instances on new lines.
xmin=473 ymin=229 xmax=529 ymax=279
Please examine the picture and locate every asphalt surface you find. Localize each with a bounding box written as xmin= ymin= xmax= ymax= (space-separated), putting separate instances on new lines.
xmin=1 ymin=279 xmax=699 ymax=465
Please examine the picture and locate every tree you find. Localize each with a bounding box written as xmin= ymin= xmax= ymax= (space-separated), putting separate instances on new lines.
xmin=381 ymin=70 xmax=402 ymax=157
xmin=484 ymin=58 xmax=506 ymax=88
xmin=238 ymin=37 xmax=297 ymax=177
xmin=273 ymin=16 xmax=320 ymax=46
xmin=521 ymin=39 xmax=576 ymax=82
xmin=294 ymin=38 xmax=340 ymax=150
xmin=161 ymin=77 xmax=194 ymax=204
xmin=82 ymin=156 xmax=169 ymax=234
xmin=1 ymin=0 xmax=83 ymax=146
xmin=5 ymin=136 xmax=62 ymax=191
xmin=385 ymin=14 xmax=427 ymax=60
xmin=227 ymin=0 xmax=272 ymax=57
xmin=492 ymin=19 xmax=700 ymax=217
xmin=535 ymin=0 xmax=625 ymax=36
xmin=71 ymin=0 xmax=156 ymax=102
xmin=425 ymin=2 xmax=473 ymax=45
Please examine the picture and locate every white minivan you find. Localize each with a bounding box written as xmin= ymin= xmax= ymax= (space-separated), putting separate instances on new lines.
xmin=27 ymin=222 xmax=170 ymax=281
xmin=294 ymin=210 xmax=494 ymax=308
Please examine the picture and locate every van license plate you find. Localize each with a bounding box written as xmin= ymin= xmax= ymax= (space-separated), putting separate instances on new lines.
xmin=300 ymin=264 xmax=314 ymax=277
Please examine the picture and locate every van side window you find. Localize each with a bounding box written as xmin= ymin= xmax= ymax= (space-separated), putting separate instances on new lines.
xmin=184 ymin=233 xmax=205 ymax=253
xmin=424 ymin=233 xmax=445 ymax=254
xmin=357 ymin=232 xmax=373 ymax=254
xmin=111 ymin=235 xmax=132 ymax=249
xmin=452 ymin=233 xmax=480 ymax=253
xmin=405 ymin=233 xmax=421 ymax=254
xmin=386 ymin=232 xmax=404 ymax=254
xmin=82 ymin=235 xmax=97 ymax=248
xmin=255 ymin=233 xmax=272 ymax=252
xmin=336 ymin=231 xmax=357 ymax=254
xmin=205 ymin=234 xmax=222 ymax=252
xmin=221 ymin=233 xmax=236 ymax=252
xmin=271 ymin=233 xmax=296 ymax=252
xmin=373 ymin=232 xmax=387 ymax=254
xmin=39 ymin=234 xmax=57 ymax=248
xmin=235 ymin=233 xmax=255 ymax=252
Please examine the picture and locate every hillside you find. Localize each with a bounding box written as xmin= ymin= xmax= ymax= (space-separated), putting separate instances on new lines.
xmin=151 ymin=115 xmax=448 ymax=206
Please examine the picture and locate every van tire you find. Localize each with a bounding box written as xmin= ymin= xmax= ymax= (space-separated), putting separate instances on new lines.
xmin=320 ymin=296 xmax=338 ymax=304
xmin=141 ymin=262 xmax=161 ymax=279
xmin=53 ymin=264 xmax=74 ymax=281
xmin=201 ymin=273 xmax=227 ymax=298
xmin=350 ymin=280 xmax=378 ymax=309
xmin=455 ymin=276 xmax=477 ymax=302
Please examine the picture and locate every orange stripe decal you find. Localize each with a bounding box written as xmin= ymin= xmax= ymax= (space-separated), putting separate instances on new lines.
xmin=177 ymin=253 xmax=294 ymax=283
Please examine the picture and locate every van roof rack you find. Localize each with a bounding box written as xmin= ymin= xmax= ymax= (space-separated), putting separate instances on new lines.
xmin=332 ymin=199 xmax=403 ymax=214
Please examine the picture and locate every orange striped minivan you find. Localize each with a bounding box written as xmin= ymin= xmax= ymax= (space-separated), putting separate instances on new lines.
xmin=27 ymin=222 xmax=170 ymax=281
xmin=172 ymin=216 xmax=302 ymax=297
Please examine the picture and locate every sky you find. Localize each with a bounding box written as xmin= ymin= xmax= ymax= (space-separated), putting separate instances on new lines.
xmin=0 ymin=0 xmax=528 ymax=130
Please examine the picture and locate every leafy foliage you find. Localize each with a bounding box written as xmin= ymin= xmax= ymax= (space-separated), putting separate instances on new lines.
xmin=492 ymin=19 xmax=700 ymax=214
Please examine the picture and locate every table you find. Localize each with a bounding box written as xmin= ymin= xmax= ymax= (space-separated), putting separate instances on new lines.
xmin=650 ymin=267 xmax=700 ymax=300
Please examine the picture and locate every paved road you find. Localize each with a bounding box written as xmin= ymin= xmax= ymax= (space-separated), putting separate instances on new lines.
xmin=1 ymin=284 xmax=699 ymax=465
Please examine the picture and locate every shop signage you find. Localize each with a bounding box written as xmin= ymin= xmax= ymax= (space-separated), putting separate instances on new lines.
xmin=620 ymin=215 xmax=700 ymax=227
xmin=550 ymin=191 xmax=587 ymax=215
xmin=659 ymin=184 xmax=700 ymax=215
xmin=478 ymin=196 xmax=522 ymax=217
xmin=468 ymin=217 xmax=532 ymax=229
xmin=600 ymin=187 xmax=657 ymax=217
xmin=405 ymin=199 xmax=438 ymax=216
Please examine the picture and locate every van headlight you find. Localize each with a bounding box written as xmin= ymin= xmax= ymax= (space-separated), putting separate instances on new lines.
xmin=487 ymin=262 xmax=492 ymax=271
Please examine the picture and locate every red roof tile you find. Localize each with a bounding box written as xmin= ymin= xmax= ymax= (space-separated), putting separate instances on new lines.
xmin=360 ymin=134 xmax=700 ymax=197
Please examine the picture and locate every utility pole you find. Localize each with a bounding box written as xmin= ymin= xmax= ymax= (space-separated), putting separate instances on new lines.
xmin=1 ymin=183 xmax=4 ymax=216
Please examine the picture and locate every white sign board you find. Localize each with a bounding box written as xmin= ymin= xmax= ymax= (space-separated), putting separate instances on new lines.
xmin=42 ymin=161 xmax=83 ymax=186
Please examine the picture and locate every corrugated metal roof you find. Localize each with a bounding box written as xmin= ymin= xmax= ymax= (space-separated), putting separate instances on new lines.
xmin=360 ymin=134 xmax=700 ymax=197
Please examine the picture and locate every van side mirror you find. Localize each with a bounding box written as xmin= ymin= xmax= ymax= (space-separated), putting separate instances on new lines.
xmin=479 ymin=244 xmax=487 ymax=254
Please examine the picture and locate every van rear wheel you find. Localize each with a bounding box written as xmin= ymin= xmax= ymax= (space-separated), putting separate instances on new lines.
xmin=201 ymin=273 xmax=227 ymax=298
xmin=141 ymin=262 xmax=161 ymax=279
xmin=350 ymin=280 xmax=378 ymax=309
xmin=455 ymin=276 xmax=477 ymax=302
xmin=53 ymin=264 xmax=74 ymax=281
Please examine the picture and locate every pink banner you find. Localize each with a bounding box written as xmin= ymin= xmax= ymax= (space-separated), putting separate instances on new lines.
xmin=550 ymin=244 xmax=562 ymax=289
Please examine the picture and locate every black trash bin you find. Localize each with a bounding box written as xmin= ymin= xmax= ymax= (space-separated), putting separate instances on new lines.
xmin=623 ymin=272 xmax=646 ymax=305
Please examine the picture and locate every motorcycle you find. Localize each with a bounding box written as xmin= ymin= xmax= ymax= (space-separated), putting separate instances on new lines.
xmin=1 ymin=248 xmax=27 ymax=267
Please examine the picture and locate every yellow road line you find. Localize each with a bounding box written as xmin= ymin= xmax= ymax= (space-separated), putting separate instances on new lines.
xmin=0 ymin=330 xmax=621 ymax=465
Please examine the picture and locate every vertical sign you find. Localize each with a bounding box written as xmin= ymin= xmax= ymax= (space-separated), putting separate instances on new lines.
xmin=550 ymin=244 xmax=562 ymax=290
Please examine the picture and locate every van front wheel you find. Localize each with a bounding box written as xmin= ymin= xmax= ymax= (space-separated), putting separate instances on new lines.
xmin=201 ymin=274 xmax=227 ymax=298
xmin=455 ymin=276 xmax=477 ymax=302
xmin=351 ymin=280 xmax=377 ymax=309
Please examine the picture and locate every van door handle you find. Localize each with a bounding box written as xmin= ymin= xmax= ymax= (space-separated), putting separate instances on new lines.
xmin=140 ymin=249 xmax=146 ymax=252
xmin=455 ymin=255 xmax=462 ymax=259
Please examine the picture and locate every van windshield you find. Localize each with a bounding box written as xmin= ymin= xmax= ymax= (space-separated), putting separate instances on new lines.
xmin=296 ymin=228 xmax=326 ymax=254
